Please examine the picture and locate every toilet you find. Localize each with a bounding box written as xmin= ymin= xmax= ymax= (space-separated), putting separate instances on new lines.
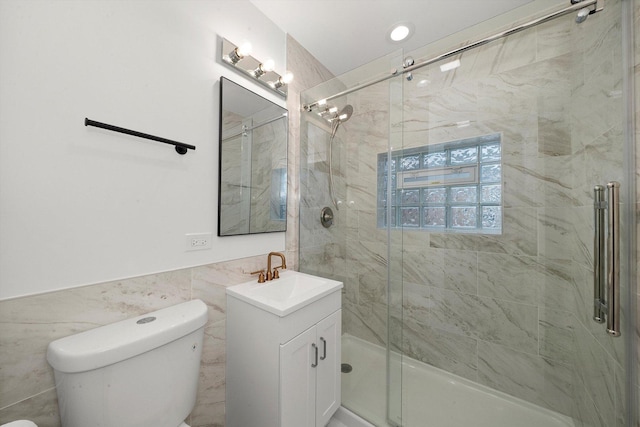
xmin=0 ymin=422 xmax=37 ymax=427
xmin=47 ymin=299 xmax=208 ymax=427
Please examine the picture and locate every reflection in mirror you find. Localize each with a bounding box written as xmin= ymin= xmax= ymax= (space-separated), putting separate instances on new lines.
xmin=218 ymin=77 xmax=288 ymax=236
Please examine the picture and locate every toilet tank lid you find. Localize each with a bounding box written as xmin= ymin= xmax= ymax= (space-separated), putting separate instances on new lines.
xmin=47 ymin=299 xmax=208 ymax=373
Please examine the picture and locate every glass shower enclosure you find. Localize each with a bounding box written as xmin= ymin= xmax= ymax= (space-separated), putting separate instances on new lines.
xmin=299 ymin=1 xmax=636 ymax=426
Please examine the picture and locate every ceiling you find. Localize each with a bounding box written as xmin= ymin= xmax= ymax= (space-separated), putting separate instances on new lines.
xmin=250 ymin=0 xmax=536 ymax=76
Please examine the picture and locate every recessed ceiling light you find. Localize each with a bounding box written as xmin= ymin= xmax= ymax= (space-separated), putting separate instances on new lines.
xmin=388 ymin=22 xmax=414 ymax=43
xmin=390 ymin=25 xmax=409 ymax=41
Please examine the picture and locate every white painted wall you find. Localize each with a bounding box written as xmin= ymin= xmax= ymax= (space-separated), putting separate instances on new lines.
xmin=0 ymin=0 xmax=287 ymax=299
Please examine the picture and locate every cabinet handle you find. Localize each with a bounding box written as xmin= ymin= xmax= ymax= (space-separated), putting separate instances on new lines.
xmin=311 ymin=343 xmax=318 ymax=368
xmin=320 ymin=337 xmax=327 ymax=360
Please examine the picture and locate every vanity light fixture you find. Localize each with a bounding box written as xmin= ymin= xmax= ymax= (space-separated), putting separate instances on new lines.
xmin=221 ymin=37 xmax=291 ymax=98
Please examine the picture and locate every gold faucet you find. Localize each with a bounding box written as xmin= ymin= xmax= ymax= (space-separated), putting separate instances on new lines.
xmin=266 ymin=252 xmax=287 ymax=281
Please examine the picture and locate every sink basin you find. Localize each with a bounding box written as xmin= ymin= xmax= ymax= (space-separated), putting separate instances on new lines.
xmin=226 ymin=270 xmax=343 ymax=316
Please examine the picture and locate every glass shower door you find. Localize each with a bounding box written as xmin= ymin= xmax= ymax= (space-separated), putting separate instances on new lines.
xmin=396 ymin=1 xmax=635 ymax=426
xmin=299 ymin=50 xmax=407 ymax=427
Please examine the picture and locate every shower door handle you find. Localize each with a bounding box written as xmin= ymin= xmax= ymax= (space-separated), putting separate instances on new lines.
xmin=592 ymin=182 xmax=621 ymax=337
xmin=593 ymin=185 xmax=606 ymax=323
xmin=606 ymin=182 xmax=620 ymax=337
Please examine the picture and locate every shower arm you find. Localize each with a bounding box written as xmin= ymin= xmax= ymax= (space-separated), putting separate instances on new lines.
xmin=302 ymin=0 xmax=603 ymax=113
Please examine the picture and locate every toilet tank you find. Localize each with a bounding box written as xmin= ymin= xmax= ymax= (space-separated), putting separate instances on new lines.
xmin=47 ymin=299 xmax=208 ymax=427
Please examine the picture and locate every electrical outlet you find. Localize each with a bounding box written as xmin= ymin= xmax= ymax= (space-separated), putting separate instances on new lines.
xmin=185 ymin=233 xmax=212 ymax=251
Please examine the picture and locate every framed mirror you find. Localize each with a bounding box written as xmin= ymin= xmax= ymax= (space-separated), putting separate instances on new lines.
xmin=218 ymin=77 xmax=288 ymax=236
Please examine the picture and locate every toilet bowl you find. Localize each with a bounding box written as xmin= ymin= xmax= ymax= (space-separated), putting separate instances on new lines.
xmin=0 ymin=421 xmax=37 ymax=427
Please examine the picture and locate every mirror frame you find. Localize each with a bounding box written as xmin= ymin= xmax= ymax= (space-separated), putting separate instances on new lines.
xmin=218 ymin=77 xmax=288 ymax=236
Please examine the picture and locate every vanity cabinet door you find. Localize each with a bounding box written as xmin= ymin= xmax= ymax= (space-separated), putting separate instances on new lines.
xmin=279 ymin=309 xmax=342 ymax=427
xmin=315 ymin=309 xmax=341 ymax=427
xmin=280 ymin=326 xmax=317 ymax=427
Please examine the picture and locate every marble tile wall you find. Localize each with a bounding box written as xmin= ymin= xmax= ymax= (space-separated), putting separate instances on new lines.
xmin=299 ymin=1 xmax=635 ymax=425
xmin=0 ymin=35 xmax=333 ymax=427
xmin=0 ymin=256 xmax=292 ymax=427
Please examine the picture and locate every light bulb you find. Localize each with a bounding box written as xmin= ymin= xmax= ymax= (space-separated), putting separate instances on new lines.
xmin=262 ymin=59 xmax=275 ymax=72
xmin=237 ymin=42 xmax=252 ymax=57
xmin=254 ymin=60 xmax=275 ymax=78
xmin=227 ymin=42 xmax=252 ymax=65
xmin=282 ymin=72 xmax=294 ymax=84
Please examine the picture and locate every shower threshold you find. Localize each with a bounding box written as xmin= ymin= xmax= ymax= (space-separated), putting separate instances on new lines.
xmin=336 ymin=334 xmax=574 ymax=427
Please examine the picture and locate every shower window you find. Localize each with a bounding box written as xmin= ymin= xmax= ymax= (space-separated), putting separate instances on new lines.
xmin=377 ymin=133 xmax=502 ymax=233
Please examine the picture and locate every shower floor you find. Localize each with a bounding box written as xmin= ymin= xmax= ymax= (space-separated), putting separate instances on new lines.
xmin=333 ymin=334 xmax=574 ymax=427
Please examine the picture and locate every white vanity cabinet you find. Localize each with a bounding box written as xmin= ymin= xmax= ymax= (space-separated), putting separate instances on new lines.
xmin=226 ymin=272 xmax=343 ymax=427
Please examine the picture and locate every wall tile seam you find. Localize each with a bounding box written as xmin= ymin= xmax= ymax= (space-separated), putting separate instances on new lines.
xmin=575 ymin=380 xmax=610 ymax=425
xmin=571 ymin=311 xmax=625 ymax=370
xmin=0 ymin=387 xmax=56 ymax=412
xmin=428 ymin=285 xmax=546 ymax=309
xmin=0 ymin=267 xmax=195 ymax=304
xmin=406 ymin=318 xmax=547 ymax=355
xmin=477 ymin=332 xmax=574 ymax=367
xmin=406 ymin=323 xmax=542 ymax=357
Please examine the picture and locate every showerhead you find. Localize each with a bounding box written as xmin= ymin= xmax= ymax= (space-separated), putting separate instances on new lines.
xmin=329 ymin=104 xmax=354 ymax=139
xmin=336 ymin=105 xmax=353 ymax=123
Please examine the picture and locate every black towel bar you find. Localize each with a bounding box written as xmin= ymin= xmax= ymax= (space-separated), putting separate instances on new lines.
xmin=85 ymin=118 xmax=196 ymax=155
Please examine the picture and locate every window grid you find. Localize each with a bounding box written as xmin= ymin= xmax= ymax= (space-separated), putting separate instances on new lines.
xmin=378 ymin=135 xmax=502 ymax=233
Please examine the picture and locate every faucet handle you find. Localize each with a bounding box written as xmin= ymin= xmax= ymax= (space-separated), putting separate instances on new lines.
xmin=273 ymin=267 xmax=282 ymax=279
xmin=250 ymin=269 xmax=266 ymax=283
